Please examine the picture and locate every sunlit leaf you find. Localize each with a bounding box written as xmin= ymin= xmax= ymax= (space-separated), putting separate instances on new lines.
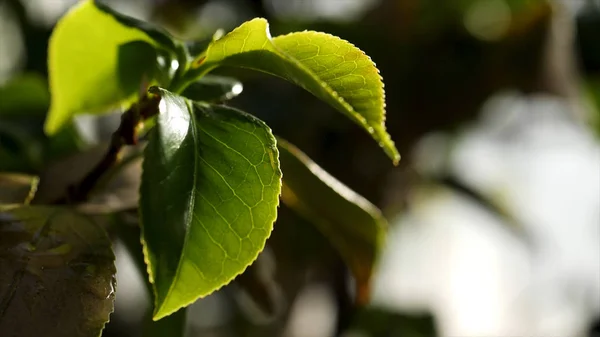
xmin=93 ymin=1 xmax=178 ymax=52
xmin=0 ymin=206 xmax=116 ymax=337
xmin=190 ymin=18 xmax=399 ymax=163
xmin=45 ymin=0 xmax=178 ymax=135
xmin=0 ymin=173 xmax=39 ymax=205
xmin=140 ymin=88 xmax=282 ymax=320
xmin=277 ymin=139 xmax=387 ymax=304
xmin=181 ymin=75 xmax=243 ymax=102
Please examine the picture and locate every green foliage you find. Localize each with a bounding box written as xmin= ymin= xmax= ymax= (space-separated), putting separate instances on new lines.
xmin=187 ymin=18 xmax=399 ymax=163
xmin=0 ymin=206 xmax=116 ymax=337
xmin=277 ymin=139 xmax=387 ymax=304
xmin=44 ymin=0 xmax=178 ymax=135
xmin=3 ymin=0 xmax=399 ymax=334
xmin=0 ymin=74 xmax=49 ymax=117
xmin=140 ymin=88 xmax=282 ymax=319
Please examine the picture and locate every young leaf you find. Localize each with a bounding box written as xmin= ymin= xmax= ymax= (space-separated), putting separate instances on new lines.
xmin=181 ymin=75 xmax=243 ymax=103
xmin=0 ymin=173 xmax=39 ymax=205
xmin=277 ymin=139 xmax=387 ymax=304
xmin=140 ymin=88 xmax=282 ymax=320
xmin=93 ymin=1 xmax=179 ymax=52
xmin=190 ymin=19 xmax=399 ymax=164
xmin=45 ymin=0 xmax=178 ymax=135
xmin=0 ymin=206 xmax=116 ymax=337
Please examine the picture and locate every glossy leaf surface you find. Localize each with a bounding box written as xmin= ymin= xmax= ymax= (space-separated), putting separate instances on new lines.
xmin=181 ymin=75 xmax=243 ymax=102
xmin=0 ymin=206 xmax=116 ymax=337
xmin=194 ymin=19 xmax=399 ymax=163
xmin=45 ymin=0 xmax=175 ymax=134
xmin=277 ymin=139 xmax=387 ymax=304
xmin=140 ymin=88 xmax=281 ymax=320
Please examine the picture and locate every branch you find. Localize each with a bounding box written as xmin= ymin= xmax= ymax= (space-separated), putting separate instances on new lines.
xmin=58 ymin=91 xmax=161 ymax=204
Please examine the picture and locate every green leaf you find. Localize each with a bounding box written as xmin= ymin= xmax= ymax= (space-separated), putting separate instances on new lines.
xmin=140 ymin=88 xmax=282 ymax=320
xmin=277 ymin=139 xmax=387 ymax=304
xmin=0 ymin=74 xmax=49 ymax=117
xmin=93 ymin=1 xmax=179 ymax=52
xmin=190 ymin=18 xmax=399 ymax=164
xmin=185 ymin=29 xmax=225 ymax=59
xmin=181 ymin=75 xmax=243 ymax=103
xmin=0 ymin=173 xmax=39 ymax=205
xmin=0 ymin=206 xmax=116 ymax=337
xmin=45 ymin=0 xmax=178 ymax=135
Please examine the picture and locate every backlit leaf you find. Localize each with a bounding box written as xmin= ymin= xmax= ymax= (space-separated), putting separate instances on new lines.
xmin=0 ymin=206 xmax=116 ymax=337
xmin=277 ymin=139 xmax=387 ymax=304
xmin=45 ymin=0 xmax=178 ymax=135
xmin=140 ymin=88 xmax=281 ymax=320
xmin=190 ymin=19 xmax=399 ymax=163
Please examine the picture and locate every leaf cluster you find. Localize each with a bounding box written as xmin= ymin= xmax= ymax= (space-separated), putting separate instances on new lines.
xmin=0 ymin=1 xmax=398 ymax=335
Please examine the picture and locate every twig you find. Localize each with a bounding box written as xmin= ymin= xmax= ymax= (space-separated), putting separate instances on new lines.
xmin=57 ymin=91 xmax=161 ymax=204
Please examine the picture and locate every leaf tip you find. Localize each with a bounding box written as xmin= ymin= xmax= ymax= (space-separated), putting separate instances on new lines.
xmin=43 ymin=108 xmax=65 ymax=136
xmin=151 ymin=308 xmax=170 ymax=321
xmin=390 ymin=150 xmax=401 ymax=166
xmin=152 ymin=296 xmax=183 ymax=321
xmin=373 ymin=127 xmax=400 ymax=165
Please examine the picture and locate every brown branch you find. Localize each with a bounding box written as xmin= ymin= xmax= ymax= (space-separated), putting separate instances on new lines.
xmin=56 ymin=91 xmax=161 ymax=204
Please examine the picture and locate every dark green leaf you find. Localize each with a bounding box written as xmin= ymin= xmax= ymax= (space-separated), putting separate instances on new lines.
xmin=188 ymin=18 xmax=399 ymax=164
xmin=0 ymin=74 xmax=49 ymax=117
xmin=94 ymin=0 xmax=179 ymax=52
xmin=0 ymin=206 xmax=116 ymax=337
xmin=181 ymin=75 xmax=243 ymax=103
xmin=45 ymin=0 xmax=177 ymax=135
xmin=140 ymin=88 xmax=282 ymax=320
xmin=0 ymin=123 xmax=42 ymax=173
xmin=0 ymin=174 xmax=39 ymax=205
xmin=277 ymin=139 xmax=387 ymax=304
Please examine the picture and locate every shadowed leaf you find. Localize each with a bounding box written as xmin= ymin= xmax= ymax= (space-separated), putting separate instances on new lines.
xmin=0 ymin=206 xmax=116 ymax=337
xmin=277 ymin=139 xmax=387 ymax=304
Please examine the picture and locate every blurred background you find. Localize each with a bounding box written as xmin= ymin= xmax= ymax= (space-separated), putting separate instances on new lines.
xmin=1 ymin=0 xmax=599 ymax=336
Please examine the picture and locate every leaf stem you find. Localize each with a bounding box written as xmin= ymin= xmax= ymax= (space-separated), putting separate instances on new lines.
xmin=57 ymin=91 xmax=161 ymax=204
